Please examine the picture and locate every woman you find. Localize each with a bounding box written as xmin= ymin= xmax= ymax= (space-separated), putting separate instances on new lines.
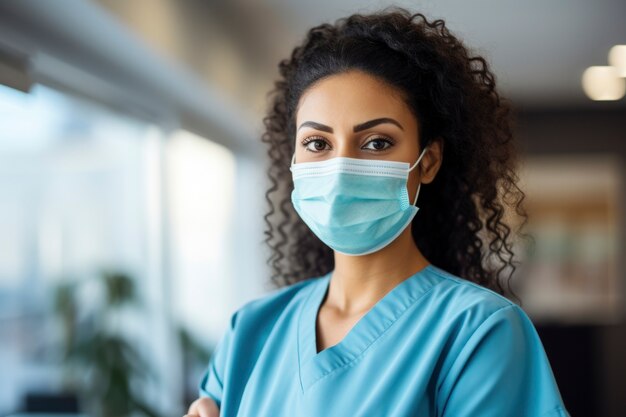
xmin=186 ymin=7 xmax=569 ymax=417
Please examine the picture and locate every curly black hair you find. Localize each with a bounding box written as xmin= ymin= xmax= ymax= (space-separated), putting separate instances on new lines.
xmin=260 ymin=6 xmax=533 ymax=303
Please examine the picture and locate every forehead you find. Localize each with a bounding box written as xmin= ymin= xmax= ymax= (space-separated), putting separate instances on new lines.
xmin=295 ymin=70 xmax=414 ymax=125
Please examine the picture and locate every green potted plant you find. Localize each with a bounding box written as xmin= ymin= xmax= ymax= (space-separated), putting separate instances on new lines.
xmin=53 ymin=271 xmax=161 ymax=417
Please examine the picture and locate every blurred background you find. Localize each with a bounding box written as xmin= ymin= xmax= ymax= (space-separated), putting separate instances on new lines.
xmin=0 ymin=1 xmax=624 ymax=416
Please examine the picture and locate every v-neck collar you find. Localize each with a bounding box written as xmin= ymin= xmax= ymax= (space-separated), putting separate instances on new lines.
xmin=297 ymin=264 xmax=441 ymax=393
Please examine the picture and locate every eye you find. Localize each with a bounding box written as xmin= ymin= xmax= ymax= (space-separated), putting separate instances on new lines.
xmin=301 ymin=136 xmax=330 ymax=153
xmin=363 ymin=136 xmax=394 ymax=151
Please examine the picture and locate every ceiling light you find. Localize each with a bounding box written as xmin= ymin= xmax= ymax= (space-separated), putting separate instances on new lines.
xmin=581 ymin=66 xmax=625 ymax=101
xmin=608 ymin=45 xmax=626 ymax=77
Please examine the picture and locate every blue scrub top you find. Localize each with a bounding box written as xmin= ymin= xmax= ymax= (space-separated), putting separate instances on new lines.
xmin=199 ymin=264 xmax=570 ymax=417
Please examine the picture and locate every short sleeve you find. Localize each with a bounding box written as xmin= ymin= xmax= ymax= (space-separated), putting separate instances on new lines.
xmin=198 ymin=310 xmax=239 ymax=409
xmin=437 ymin=304 xmax=570 ymax=417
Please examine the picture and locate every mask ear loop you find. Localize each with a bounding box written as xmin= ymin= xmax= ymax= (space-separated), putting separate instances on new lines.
xmin=409 ymin=146 xmax=429 ymax=206
xmin=291 ymin=152 xmax=296 ymax=166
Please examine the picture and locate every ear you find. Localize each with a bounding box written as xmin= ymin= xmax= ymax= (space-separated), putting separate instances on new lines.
xmin=420 ymin=138 xmax=444 ymax=184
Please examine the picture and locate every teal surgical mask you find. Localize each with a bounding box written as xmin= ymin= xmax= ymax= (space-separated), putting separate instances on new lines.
xmin=289 ymin=146 xmax=429 ymax=256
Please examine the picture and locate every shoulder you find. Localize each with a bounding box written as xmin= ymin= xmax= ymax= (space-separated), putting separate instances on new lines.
xmin=422 ymin=265 xmax=541 ymax=362
xmin=427 ymin=267 xmax=568 ymax=416
xmin=228 ymin=274 xmax=325 ymax=331
xmin=424 ymin=264 xmax=520 ymax=325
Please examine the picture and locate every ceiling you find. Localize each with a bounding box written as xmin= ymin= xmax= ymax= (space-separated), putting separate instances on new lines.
xmin=4 ymin=0 xmax=625 ymax=127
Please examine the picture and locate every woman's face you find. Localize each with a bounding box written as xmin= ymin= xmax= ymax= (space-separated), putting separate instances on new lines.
xmin=294 ymin=69 xmax=426 ymax=201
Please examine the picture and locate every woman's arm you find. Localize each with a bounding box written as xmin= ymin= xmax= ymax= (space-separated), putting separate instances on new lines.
xmin=184 ymin=309 xmax=240 ymax=417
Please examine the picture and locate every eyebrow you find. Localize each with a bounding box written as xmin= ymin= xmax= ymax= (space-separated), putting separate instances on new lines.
xmin=297 ymin=117 xmax=404 ymax=133
xmin=354 ymin=117 xmax=405 ymax=132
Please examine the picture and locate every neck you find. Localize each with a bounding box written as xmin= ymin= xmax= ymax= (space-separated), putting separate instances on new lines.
xmin=326 ymin=227 xmax=430 ymax=316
